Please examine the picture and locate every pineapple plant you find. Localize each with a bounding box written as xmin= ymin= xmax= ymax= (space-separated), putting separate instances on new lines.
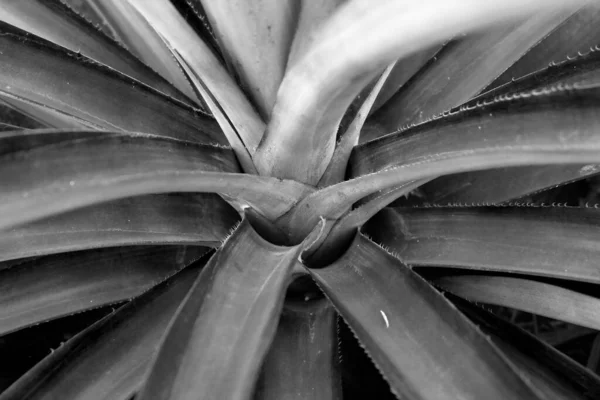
xmin=2 ymin=0 xmax=600 ymax=399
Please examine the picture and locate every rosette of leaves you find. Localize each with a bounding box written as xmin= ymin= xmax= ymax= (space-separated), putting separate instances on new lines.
xmin=2 ymin=0 xmax=600 ymax=399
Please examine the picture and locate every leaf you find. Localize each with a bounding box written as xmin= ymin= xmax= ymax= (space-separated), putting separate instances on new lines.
xmin=414 ymin=165 xmax=600 ymax=205
xmin=255 ymin=0 xmax=584 ymax=184
xmin=136 ymin=219 xmax=311 ymax=400
xmin=435 ymin=275 xmax=600 ymax=331
xmin=370 ymin=8 xmax=575 ymax=130
xmin=319 ymin=64 xmax=395 ymax=187
xmin=308 ymin=232 xmax=544 ymax=399
xmin=199 ymin=0 xmax=298 ymax=119
xmin=129 ymin=0 xmax=265 ymax=154
xmin=0 ymin=0 xmax=193 ymax=104
xmin=455 ymin=297 xmax=600 ymax=399
xmin=487 ymin=4 xmax=600 ymax=90
xmin=0 ymin=22 xmax=223 ymax=143
xmin=369 ymin=45 xmax=443 ymax=116
xmin=0 ymin=129 xmax=309 ymax=228
xmin=0 ymin=260 xmax=204 ymax=400
xmin=0 ymin=193 xmax=238 ymax=263
xmin=254 ymin=299 xmax=342 ymax=400
xmin=0 ymin=245 xmax=207 ymax=336
xmin=410 ymin=45 xmax=600 ymax=205
xmin=364 ymin=207 xmax=600 ymax=284
xmin=0 ymin=99 xmax=44 ymax=131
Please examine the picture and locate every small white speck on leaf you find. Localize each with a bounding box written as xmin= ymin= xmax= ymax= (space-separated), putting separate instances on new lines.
xmin=380 ymin=310 xmax=389 ymax=328
xmin=69 ymin=180 xmax=75 ymax=186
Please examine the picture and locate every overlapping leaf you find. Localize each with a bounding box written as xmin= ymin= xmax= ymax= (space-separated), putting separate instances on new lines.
xmin=309 ymin=232 xmax=545 ymax=399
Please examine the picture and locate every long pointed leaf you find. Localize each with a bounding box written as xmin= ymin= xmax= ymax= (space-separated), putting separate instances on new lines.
xmin=0 ymin=0 xmax=193 ymax=104
xmin=0 ymin=130 xmax=309 ymax=228
xmin=136 ymin=219 xmax=310 ymax=400
xmin=308 ymin=233 xmax=544 ymax=399
xmin=0 ymin=260 xmax=205 ymax=400
xmin=0 ymin=22 xmax=223 ymax=143
xmin=254 ymin=299 xmax=342 ymax=400
xmin=0 ymin=246 xmax=206 ymax=336
xmin=64 ymin=0 xmax=200 ymax=103
xmin=129 ymin=0 xmax=265 ymax=153
xmin=365 ymin=207 xmax=600 ymax=283
xmin=0 ymin=193 xmax=238 ymax=262
xmin=436 ymin=275 xmax=600 ymax=331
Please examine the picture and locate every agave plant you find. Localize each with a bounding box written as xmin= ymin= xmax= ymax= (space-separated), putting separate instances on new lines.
xmin=3 ymin=0 xmax=600 ymax=398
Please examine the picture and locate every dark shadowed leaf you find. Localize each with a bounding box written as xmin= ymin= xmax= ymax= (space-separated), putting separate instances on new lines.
xmin=454 ymin=297 xmax=600 ymax=399
xmin=412 ymin=45 xmax=600 ymax=205
xmin=365 ymin=207 xmax=600 ymax=283
xmin=0 ymin=0 xmax=193 ymax=104
xmin=0 ymin=22 xmax=223 ymax=143
xmin=308 ymin=233 xmax=544 ymax=399
xmin=0 ymin=193 xmax=239 ymax=262
xmin=487 ymin=4 xmax=600 ymax=90
xmin=435 ymin=275 xmax=600 ymax=331
xmin=0 ymin=246 xmax=207 ymax=336
xmin=136 ymin=219 xmax=306 ymax=400
xmin=254 ymin=299 xmax=342 ymax=400
xmin=0 ymin=260 xmax=204 ymax=400
xmin=414 ymin=165 xmax=600 ymax=205
xmin=370 ymin=9 xmax=574 ymax=130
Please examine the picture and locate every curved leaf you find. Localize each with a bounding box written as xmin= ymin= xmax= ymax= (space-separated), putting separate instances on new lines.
xmin=436 ymin=275 xmax=600 ymax=331
xmin=129 ymin=0 xmax=265 ymax=154
xmin=0 ymin=130 xmax=309 ymax=228
xmin=0 ymin=22 xmax=224 ymax=144
xmin=0 ymin=193 xmax=238 ymax=262
xmin=365 ymin=207 xmax=600 ymax=284
xmin=308 ymin=233 xmax=544 ymax=399
xmin=136 ymin=219 xmax=308 ymax=400
xmin=0 ymin=246 xmax=206 ymax=336
xmin=0 ymin=0 xmax=193 ymax=104
xmin=0 ymin=260 xmax=204 ymax=400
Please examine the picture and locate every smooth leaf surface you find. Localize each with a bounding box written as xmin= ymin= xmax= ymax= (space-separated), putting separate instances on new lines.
xmin=436 ymin=275 xmax=600 ymax=331
xmin=455 ymin=297 xmax=600 ymax=399
xmin=309 ymin=233 xmax=544 ymax=400
xmin=365 ymin=207 xmax=600 ymax=283
xmin=137 ymin=219 xmax=306 ymax=400
xmin=0 ymin=193 xmax=238 ymax=262
xmin=0 ymin=246 xmax=206 ymax=336
xmin=370 ymin=9 xmax=574 ymax=130
xmin=254 ymin=299 xmax=342 ymax=400
xmin=0 ymin=22 xmax=223 ymax=143
xmin=0 ymin=0 xmax=193 ymax=104
xmin=0 ymin=261 xmax=204 ymax=400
